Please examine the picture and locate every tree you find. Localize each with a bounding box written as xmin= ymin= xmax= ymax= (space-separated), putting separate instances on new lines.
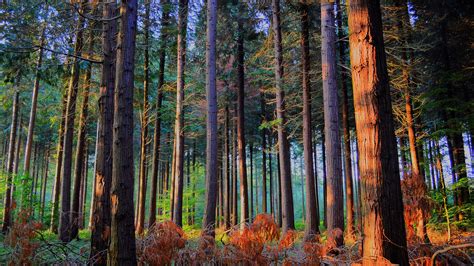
xmin=70 ymin=24 xmax=95 ymax=240
xmin=236 ymin=8 xmax=249 ymax=226
xmin=271 ymin=0 xmax=295 ymax=233
xmin=23 ymin=27 xmax=45 ymax=177
xmin=202 ymin=0 xmax=218 ymax=236
xmin=149 ymin=0 xmax=170 ymax=228
xmin=347 ymin=0 xmax=409 ymax=264
xmin=300 ymin=1 xmax=320 ymax=241
xmin=89 ymin=1 xmax=117 ymax=263
xmin=136 ymin=0 xmax=151 ymax=235
xmin=321 ymin=0 xmax=344 ymax=246
xmin=58 ymin=0 xmax=87 ymax=242
xmin=2 ymin=85 xmax=20 ymax=232
xmin=109 ymin=0 xmax=139 ymax=263
xmin=172 ymin=0 xmax=189 ymax=227
xmin=336 ymin=0 xmax=355 ymax=240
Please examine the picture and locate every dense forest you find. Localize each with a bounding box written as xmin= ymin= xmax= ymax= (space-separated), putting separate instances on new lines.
xmin=0 ymin=0 xmax=473 ymax=265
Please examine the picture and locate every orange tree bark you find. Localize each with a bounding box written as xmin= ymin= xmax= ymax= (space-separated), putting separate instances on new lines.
xmin=109 ymin=0 xmax=138 ymax=263
xmin=347 ymin=0 xmax=409 ymax=264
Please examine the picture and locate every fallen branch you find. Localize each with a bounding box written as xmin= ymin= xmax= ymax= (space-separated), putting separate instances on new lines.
xmin=430 ymin=243 xmax=474 ymax=266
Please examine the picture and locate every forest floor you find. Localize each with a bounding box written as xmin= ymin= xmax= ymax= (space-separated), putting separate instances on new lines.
xmin=0 ymin=221 xmax=473 ymax=265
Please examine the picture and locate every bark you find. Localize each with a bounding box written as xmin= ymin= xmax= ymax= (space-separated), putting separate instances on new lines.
xmin=89 ymin=1 xmax=117 ymax=263
xmin=203 ymin=3 xmax=218 ymax=228
xmin=2 ymin=87 xmax=19 ymax=232
xmin=40 ymin=149 xmax=50 ymax=221
xmin=58 ymin=0 xmax=87 ymax=242
xmin=250 ymin=143 xmax=254 ymax=219
xmin=335 ymin=0 xmax=355 ymax=241
xmin=79 ymin=144 xmax=88 ymax=229
xmin=71 ymin=26 xmax=95 ymax=240
xmin=149 ymin=0 xmax=170 ymax=228
xmin=321 ymin=0 xmax=344 ymax=246
xmin=271 ymin=0 xmax=295 ymax=233
xmin=223 ymin=101 xmax=231 ymax=228
xmin=172 ymin=0 xmax=189 ymax=228
xmin=321 ymin=131 xmax=327 ymax=228
xmin=23 ymin=28 xmax=45 ymax=176
xmin=136 ymin=0 xmax=151 ymax=235
xmin=300 ymin=2 xmax=320 ymax=241
xmin=347 ymin=0 xmax=409 ymax=264
xmin=260 ymin=92 xmax=267 ymax=213
xmin=232 ymin=116 xmax=238 ymax=226
xmin=109 ymin=0 xmax=138 ymax=263
xmin=50 ymin=82 xmax=68 ymax=233
xmin=236 ymin=15 xmax=249 ymax=227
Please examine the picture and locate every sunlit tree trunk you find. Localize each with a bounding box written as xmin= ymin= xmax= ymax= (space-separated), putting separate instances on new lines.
xmin=109 ymin=0 xmax=138 ymax=263
xmin=271 ymin=0 xmax=295 ymax=233
xmin=89 ymin=1 xmax=117 ymax=263
xmin=58 ymin=0 xmax=87 ymax=242
xmin=347 ymin=0 xmax=408 ymax=264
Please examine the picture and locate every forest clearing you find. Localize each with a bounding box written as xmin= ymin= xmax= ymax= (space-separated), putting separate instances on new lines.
xmin=0 ymin=0 xmax=473 ymax=265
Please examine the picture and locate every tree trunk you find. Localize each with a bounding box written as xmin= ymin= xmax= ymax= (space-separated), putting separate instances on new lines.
xmin=300 ymin=2 xmax=320 ymax=241
xmin=50 ymin=82 xmax=69 ymax=233
xmin=321 ymin=0 xmax=344 ymax=246
xmin=58 ymin=0 xmax=87 ymax=242
xmin=232 ymin=116 xmax=238 ymax=226
xmin=202 ymin=0 xmax=217 ymax=236
xmin=172 ymin=0 xmax=189 ymax=228
xmin=260 ymin=92 xmax=268 ymax=213
xmin=89 ymin=1 xmax=117 ymax=263
xmin=136 ymin=0 xmax=151 ymax=235
xmin=23 ymin=28 xmax=45 ymax=177
xmin=223 ymin=101 xmax=231 ymax=228
xmin=71 ymin=25 xmax=95 ymax=239
xmin=2 ymin=87 xmax=20 ymax=232
xmin=236 ymin=15 xmax=249 ymax=227
xmin=347 ymin=0 xmax=409 ymax=264
xmin=109 ymin=0 xmax=138 ymax=263
xmin=271 ymin=0 xmax=294 ymax=233
xmin=40 ymin=149 xmax=50 ymax=222
xmin=149 ymin=0 xmax=170 ymax=228
xmin=321 ymin=131 xmax=327 ymax=228
xmin=335 ymin=0 xmax=355 ymax=241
